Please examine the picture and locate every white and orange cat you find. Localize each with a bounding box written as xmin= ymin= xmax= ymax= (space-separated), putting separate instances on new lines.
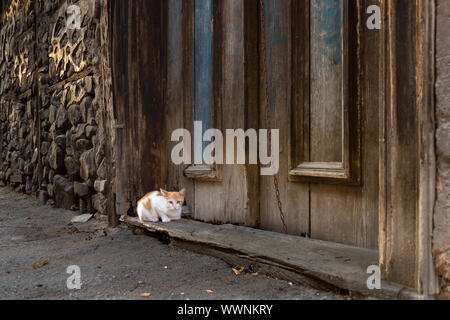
xmin=137 ymin=188 xmax=186 ymax=223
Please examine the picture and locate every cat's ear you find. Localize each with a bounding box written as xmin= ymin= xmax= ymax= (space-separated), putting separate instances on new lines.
xmin=179 ymin=188 xmax=186 ymax=196
xmin=160 ymin=189 xmax=168 ymax=196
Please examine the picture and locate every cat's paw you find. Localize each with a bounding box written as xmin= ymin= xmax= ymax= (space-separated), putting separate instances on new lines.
xmin=161 ymin=216 xmax=171 ymax=223
xmin=141 ymin=217 xmax=159 ymax=223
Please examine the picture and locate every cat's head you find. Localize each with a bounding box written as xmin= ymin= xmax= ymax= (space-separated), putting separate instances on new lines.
xmin=160 ymin=188 xmax=186 ymax=211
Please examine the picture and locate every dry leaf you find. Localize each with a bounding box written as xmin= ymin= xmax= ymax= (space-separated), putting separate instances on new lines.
xmin=251 ymin=272 xmax=259 ymax=276
xmin=232 ymin=267 xmax=245 ymax=275
xmin=32 ymin=258 xmax=49 ymax=269
xmin=0 ymin=218 xmax=3 ymax=222
xmin=205 ymin=289 xmax=214 ymax=293
xmin=141 ymin=292 xmax=151 ymax=297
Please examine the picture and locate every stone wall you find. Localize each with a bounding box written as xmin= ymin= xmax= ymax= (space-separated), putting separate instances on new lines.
xmin=0 ymin=0 xmax=114 ymax=217
xmin=435 ymin=0 xmax=450 ymax=300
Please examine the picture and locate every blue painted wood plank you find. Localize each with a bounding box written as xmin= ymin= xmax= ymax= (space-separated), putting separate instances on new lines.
xmin=310 ymin=0 xmax=344 ymax=162
xmin=194 ymin=0 xmax=213 ymax=142
xmin=311 ymin=0 xmax=342 ymax=64
xmin=264 ymin=0 xmax=288 ymax=112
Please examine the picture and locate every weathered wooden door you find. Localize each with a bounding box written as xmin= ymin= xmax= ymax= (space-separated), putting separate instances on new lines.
xmin=164 ymin=0 xmax=380 ymax=250
xmin=111 ymin=0 xmax=434 ymax=293
xmin=111 ymin=0 xmax=168 ymax=216
xmin=259 ymin=0 xmax=380 ymax=250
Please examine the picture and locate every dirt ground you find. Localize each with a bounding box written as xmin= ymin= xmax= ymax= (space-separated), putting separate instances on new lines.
xmin=0 ymin=187 xmax=347 ymax=300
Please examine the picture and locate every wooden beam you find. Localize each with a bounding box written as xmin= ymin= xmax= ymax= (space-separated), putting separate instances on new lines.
xmin=416 ymin=0 xmax=438 ymax=296
xmin=379 ymin=0 xmax=437 ymax=294
xmin=121 ymin=215 xmax=423 ymax=299
xmin=380 ymin=0 xmax=419 ymax=290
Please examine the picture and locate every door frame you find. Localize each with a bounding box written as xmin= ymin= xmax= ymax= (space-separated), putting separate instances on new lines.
xmin=378 ymin=0 xmax=438 ymax=295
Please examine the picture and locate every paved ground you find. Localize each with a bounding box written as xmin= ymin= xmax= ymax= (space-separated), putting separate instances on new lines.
xmin=0 ymin=187 xmax=348 ymax=300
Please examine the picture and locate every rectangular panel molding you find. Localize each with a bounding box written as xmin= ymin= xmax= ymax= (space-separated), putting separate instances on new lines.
xmin=290 ymin=0 xmax=360 ymax=185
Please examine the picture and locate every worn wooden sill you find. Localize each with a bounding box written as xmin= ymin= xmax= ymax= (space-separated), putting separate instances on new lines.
xmin=120 ymin=216 xmax=421 ymax=300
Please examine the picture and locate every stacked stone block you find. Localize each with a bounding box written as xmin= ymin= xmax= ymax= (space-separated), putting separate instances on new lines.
xmin=0 ymin=0 xmax=111 ymax=217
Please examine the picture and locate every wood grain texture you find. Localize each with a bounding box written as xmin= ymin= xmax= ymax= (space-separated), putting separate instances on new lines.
xmin=121 ymin=216 xmax=421 ymax=299
xmin=259 ymin=0 xmax=311 ymax=236
xmin=310 ymin=0 xmax=378 ymax=249
xmin=170 ymin=0 xmax=254 ymax=225
xmin=194 ymin=0 xmax=213 ymax=145
xmin=166 ymin=0 xmax=195 ymax=207
xmin=290 ymin=0 xmax=361 ymax=185
xmin=379 ymin=0 xmax=419 ymax=289
xmin=194 ymin=0 xmax=250 ymax=225
xmin=310 ymin=0 xmax=343 ymax=163
xmin=111 ymin=0 xmax=167 ymax=216
xmin=416 ymin=0 xmax=438 ymax=296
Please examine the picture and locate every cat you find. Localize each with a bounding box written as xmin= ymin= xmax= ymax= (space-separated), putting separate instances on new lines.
xmin=137 ymin=188 xmax=186 ymax=223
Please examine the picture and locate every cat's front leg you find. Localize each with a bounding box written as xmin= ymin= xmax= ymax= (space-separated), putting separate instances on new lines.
xmin=156 ymin=210 xmax=171 ymax=223
xmin=160 ymin=215 xmax=171 ymax=223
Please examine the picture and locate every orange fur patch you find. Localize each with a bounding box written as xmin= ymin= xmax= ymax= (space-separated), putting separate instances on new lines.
xmin=138 ymin=193 xmax=153 ymax=211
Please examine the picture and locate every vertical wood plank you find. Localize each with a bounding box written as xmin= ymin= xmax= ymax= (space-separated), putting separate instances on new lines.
xmin=166 ymin=0 xmax=195 ymax=205
xmin=111 ymin=0 xmax=167 ymax=214
xmin=194 ymin=0 xmax=213 ymax=142
xmin=244 ymin=0 xmax=261 ymax=227
xmin=309 ymin=0 xmax=379 ymax=249
xmin=194 ymin=0 xmax=250 ymax=225
xmin=260 ymin=0 xmax=310 ymax=235
xmin=111 ymin=0 xmax=130 ymax=216
xmin=416 ymin=0 xmax=438 ymax=295
xmin=310 ymin=0 xmax=343 ymax=163
xmin=380 ymin=0 xmax=419 ymax=289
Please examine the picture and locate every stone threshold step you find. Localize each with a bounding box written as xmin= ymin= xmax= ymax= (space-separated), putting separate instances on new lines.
xmin=120 ymin=216 xmax=420 ymax=300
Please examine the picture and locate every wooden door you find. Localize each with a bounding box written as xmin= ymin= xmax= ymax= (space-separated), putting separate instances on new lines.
xmin=111 ymin=0 xmax=168 ymax=216
xmin=165 ymin=0 xmax=380 ymax=250
xmin=112 ymin=0 xmax=433 ymax=292
xmin=259 ymin=0 xmax=380 ymax=250
xmin=165 ymin=0 xmax=260 ymax=226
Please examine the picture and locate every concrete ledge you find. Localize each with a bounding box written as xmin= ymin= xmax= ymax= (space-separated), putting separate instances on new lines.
xmin=121 ymin=216 xmax=421 ymax=299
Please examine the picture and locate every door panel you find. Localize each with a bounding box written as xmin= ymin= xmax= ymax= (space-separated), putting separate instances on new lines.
xmin=164 ymin=0 xmax=379 ymax=249
xmin=261 ymin=0 xmax=379 ymax=249
xmin=310 ymin=0 xmax=343 ymax=163
xmin=290 ymin=0 xmax=360 ymax=184
xmin=111 ymin=0 xmax=168 ymax=216
xmin=309 ymin=0 xmax=379 ymax=249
